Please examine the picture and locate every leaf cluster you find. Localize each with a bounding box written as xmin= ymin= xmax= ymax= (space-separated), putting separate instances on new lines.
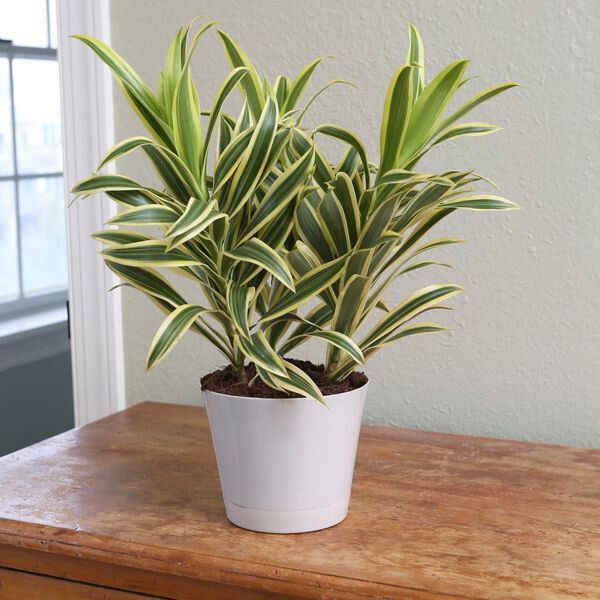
xmin=73 ymin=21 xmax=518 ymax=403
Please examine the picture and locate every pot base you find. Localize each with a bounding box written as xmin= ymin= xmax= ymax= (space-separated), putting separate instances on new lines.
xmin=224 ymin=497 xmax=350 ymax=534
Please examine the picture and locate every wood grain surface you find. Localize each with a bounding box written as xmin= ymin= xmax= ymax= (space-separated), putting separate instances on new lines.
xmin=0 ymin=401 xmax=598 ymax=599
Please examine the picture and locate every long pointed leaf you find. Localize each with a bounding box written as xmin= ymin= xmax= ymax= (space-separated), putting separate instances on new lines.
xmin=226 ymin=238 xmax=295 ymax=290
xmin=146 ymin=304 xmax=206 ymax=368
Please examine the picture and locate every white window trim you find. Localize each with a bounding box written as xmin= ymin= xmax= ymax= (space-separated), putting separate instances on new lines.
xmin=57 ymin=0 xmax=125 ymax=426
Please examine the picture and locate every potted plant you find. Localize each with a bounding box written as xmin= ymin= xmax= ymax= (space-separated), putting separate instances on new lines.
xmin=73 ymin=20 xmax=518 ymax=533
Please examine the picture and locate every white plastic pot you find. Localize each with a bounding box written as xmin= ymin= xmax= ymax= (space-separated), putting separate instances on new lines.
xmin=203 ymin=382 xmax=368 ymax=534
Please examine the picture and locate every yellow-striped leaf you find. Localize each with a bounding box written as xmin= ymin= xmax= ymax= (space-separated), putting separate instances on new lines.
xmin=360 ymin=284 xmax=462 ymax=349
xmin=226 ymin=238 xmax=295 ymax=290
xmin=440 ymin=195 xmax=519 ymax=210
xmin=261 ymin=256 xmax=346 ymax=322
xmin=431 ymin=122 xmax=500 ymax=147
xmin=236 ymin=330 xmax=287 ymax=377
xmin=227 ymin=284 xmax=254 ymax=339
xmin=103 ymin=240 xmax=199 ymax=267
xmin=217 ymin=30 xmax=265 ymax=121
xmin=379 ymin=65 xmax=413 ymax=176
xmin=238 ymin=147 xmax=315 ymax=244
xmin=313 ymin=124 xmax=371 ymax=188
xmin=407 ymin=23 xmax=425 ymax=101
xmin=107 ymin=204 xmax=178 ymax=227
xmin=146 ymin=304 xmax=206 ymax=368
xmin=282 ymin=56 xmax=330 ymax=113
xmin=397 ymin=59 xmax=469 ymax=166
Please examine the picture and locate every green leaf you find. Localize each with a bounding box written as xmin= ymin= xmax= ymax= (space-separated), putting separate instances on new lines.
xmin=358 ymin=196 xmax=398 ymax=249
xmin=74 ymin=35 xmax=173 ymax=147
xmin=217 ymin=30 xmax=265 ymax=121
xmin=261 ymin=256 xmax=347 ymax=322
xmin=360 ymin=284 xmax=462 ymax=349
xmin=297 ymin=79 xmax=355 ymax=124
xmin=106 ymin=261 xmax=186 ymax=307
xmin=290 ymin=127 xmax=335 ymax=189
xmin=258 ymin=202 xmax=296 ymax=250
xmin=318 ymin=191 xmax=351 ymax=255
xmin=159 ymin=19 xmax=216 ymax=118
xmin=407 ymin=23 xmax=424 ymax=101
xmin=146 ymin=304 xmax=206 ymax=369
xmin=440 ymin=194 xmax=519 ymax=210
xmin=165 ymin=198 xmax=227 ymax=248
xmin=224 ymin=97 xmax=278 ymax=215
xmin=341 ymin=248 xmax=374 ymax=285
xmin=97 ymin=136 xmax=151 ymax=170
xmin=274 ymin=75 xmax=290 ymax=107
xmin=107 ymin=204 xmax=178 ymax=227
xmin=226 ymin=238 xmax=295 ymax=290
xmin=302 ymin=330 xmax=364 ymax=365
xmin=379 ymin=65 xmax=413 ymax=176
xmin=381 ymin=321 xmax=449 ymax=344
xmin=331 ymin=173 xmax=360 ymax=243
xmin=141 ymin=143 xmax=202 ymax=201
xmin=435 ymin=82 xmax=519 ymax=135
xmin=105 ymin=190 xmax=156 ymax=207
xmin=172 ymin=61 xmax=202 ymax=179
xmin=227 ymin=283 xmax=254 ymax=339
xmin=200 ymin=66 xmax=251 ymax=174
xmin=283 ymin=56 xmax=330 ymax=112
xmin=159 ymin=24 xmax=189 ymax=118
xmin=406 ymin=237 xmax=463 ymax=260
xmin=328 ymin=274 xmax=371 ymax=366
xmin=295 ymin=193 xmax=336 ymax=262
xmin=72 ymin=174 xmax=146 ymax=196
xmin=213 ymin=127 xmax=254 ymax=192
xmin=397 ymin=59 xmax=469 ymax=167
xmin=236 ymin=330 xmax=287 ymax=377
xmin=268 ymin=360 xmax=326 ymax=405
xmin=103 ymin=240 xmax=199 ymax=267
xmin=167 ymin=212 xmax=228 ymax=250
xmin=393 ymin=180 xmax=454 ymax=232
xmin=399 ymin=260 xmax=452 ymax=275
xmin=278 ymin=303 xmax=333 ymax=354
xmin=313 ymin=124 xmax=371 ymax=188
xmin=238 ymin=147 xmax=315 ymax=244
xmin=431 ymin=122 xmax=500 ymax=147
xmin=92 ymin=229 xmax=150 ymax=245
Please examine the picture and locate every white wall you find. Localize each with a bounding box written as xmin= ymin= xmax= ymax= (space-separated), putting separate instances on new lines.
xmin=110 ymin=0 xmax=600 ymax=446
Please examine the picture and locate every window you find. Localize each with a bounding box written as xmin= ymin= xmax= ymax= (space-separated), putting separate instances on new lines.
xmin=0 ymin=0 xmax=67 ymax=319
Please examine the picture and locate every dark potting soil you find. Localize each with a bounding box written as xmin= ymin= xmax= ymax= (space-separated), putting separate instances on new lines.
xmin=200 ymin=359 xmax=368 ymax=398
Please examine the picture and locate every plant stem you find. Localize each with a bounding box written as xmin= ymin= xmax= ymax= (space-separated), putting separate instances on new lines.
xmin=235 ymin=364 xmax=248 ymax=385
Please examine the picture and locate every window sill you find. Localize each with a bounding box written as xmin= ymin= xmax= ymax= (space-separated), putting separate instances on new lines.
xmin=0 ymin=306 xmax=70 ymax=372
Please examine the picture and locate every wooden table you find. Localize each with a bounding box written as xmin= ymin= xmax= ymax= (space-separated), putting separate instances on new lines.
xmin=0 ymin=402 xmax=598 ymax=599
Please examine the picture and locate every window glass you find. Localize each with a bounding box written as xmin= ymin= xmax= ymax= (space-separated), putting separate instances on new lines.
xmin=0 ymin=0 xmax=49 ymax=48
xmin=48 ymin=0 xmax=58 ymax=49
xmin=13 ymin=58 xmax=62 ymax=174
xmin=0 ymin=181 xmax=19 ymax=302
xmin=0 ymin=58 xmax=13 ymax=175
xmin=18 ymin=176 xmax=67 ymax=297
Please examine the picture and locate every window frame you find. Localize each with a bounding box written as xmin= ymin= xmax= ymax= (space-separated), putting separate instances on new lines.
xmin=0 ymin=38 xmax=68 ymax=320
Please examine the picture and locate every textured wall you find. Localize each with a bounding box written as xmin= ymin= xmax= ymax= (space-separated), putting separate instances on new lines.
xmin=110 ymin=0 xmax=600 ymax=446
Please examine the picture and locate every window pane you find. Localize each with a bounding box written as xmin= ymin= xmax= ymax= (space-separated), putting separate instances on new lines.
xmin=13 ymin=58 xmax=62 ymax=174
xmin=0 ymin=58 xmax=13 ymax=176
xmin=19 ymin=176 xmax=68 ymax=297
xmin=48 ymin=0 xmax=58 ymax=48
xmin=0 ymin=0 xmax=49 ymax=47
xmin=0 ymin=181 xmax=19 ymax=302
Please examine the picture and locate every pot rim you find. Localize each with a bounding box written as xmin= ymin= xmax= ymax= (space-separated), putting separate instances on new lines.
xmin=200 ymin=378 xmax=369 ymax=402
